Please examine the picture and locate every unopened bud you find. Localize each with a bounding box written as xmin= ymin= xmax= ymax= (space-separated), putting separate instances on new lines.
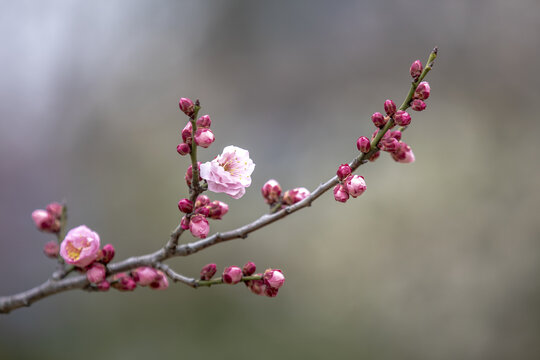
xmin=394 ymin=110 xmax=411 ymax=126
xmin=222 ymin=266 xmax=243 ymax=285
xmin=243 ymin=262 xmax=256 ymax=276
xmin=344 ymin=175 xmax=366 ymax=198
xmin=149 ymin=270 xmax=169 ymax=290
xmin=185 ymin=162 xmax=201 ymax=187
xmin=181 ymin=122 xmax=193 ymax=144
xmin=356 ymin=136 xmax=371 ymax=153
xmin=248 ymin=278 xmax=266 ymax=296
xmin=86 ymin=263 xmax=107 ymax=284
xmin=282 ymin=187 xmax=310 ymax=205
xmin=179 ymin=97 xmax=195 ymax=117
xmin=43 ymin=240 xmax=59 ymax=258
xmin=176 ymin=143 xmax=191 ymax=156
xmin=46 ymin=202 xmax=63 ymax=219
xmin=200 ymin=263 xmax=217 ymax=280
xmin=333 ymin=184 xmax=350 ymax=203
xmin=264 ymin=286 xmax=279 ymax=297
xmin=389 ymin=130 xmax=402 ymax=141
xmin=371 ymin=112 xmax=387 ymax=128
xmin=414 ymin=81 xmax=430 ymax=100
xmin=410 ymin=60 xmax=423 ymax=81
xmin=411 ymin=99 xmax=426 ymax=111
xmin=263 ymin=269 xmax=285 ymax=290
xmin=379 ymin=137 xmax=399 ymax=152
xmin=189 ymin=214 xmax=209 ymax=239
xmin=177 ymin=198 xmax=193 ymax=213
xmin=97 ymin=281 xmax=110 ymax=291
xmin=195 ymin=195 xmax=210 ymax=208
xmin=261 ymin=179 xmax=282 ymax=204
xmin=111 ymin=273 xmax=137 ymax=291
xmin=100 ymin=244 xmax=115 ymax=264
xmin=336 ymin=164 xmax=352 ymax=181
xmin=32 ymin=209 xmax=60 ymax=233
xmin=207 ymin=201 xmax=228 ymax=220
xmin=132 ymin=266 xmax=161 ymax=286
xmin=195 ymin=206 xmax=210 ymax=217
xmin=194 ymin=128 xmax=215 ymax=148
xmin=391 ymin=142 xmax=415 ymax=164
xmin=384 ymin=99 xmax=396 ymax=117
xmin=196 ymin=115 xmax=211 ymax=128
xmin=180 ymin=216 xmax=190 ymax=230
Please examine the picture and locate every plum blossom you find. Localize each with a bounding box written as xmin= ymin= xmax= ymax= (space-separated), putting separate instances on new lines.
xmin=199 ymin=145 xmax=255 ymax=199
xmin=60 ymin=225 xmax=101 ymax=268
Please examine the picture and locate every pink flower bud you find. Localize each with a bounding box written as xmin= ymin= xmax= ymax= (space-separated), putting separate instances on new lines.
xmin=282 ymin=187 xmax=310 ymax=206
xmin=185 ymin=162 xmax=201 ymax=187
xmin=176 ymin=143 xmax=191 ymax=156
xmin=333 ymin=184 xmax=349 ymax=203
xmin=222 ymin=266 xmax=243 ymax=284
xmin=344 ymin=175 xmax=366 ymax=198
xmin=180 ymin=216 xmax=190 ymax=230
xmin=86 ymin=263 xmax=107 ymax=284
xmin=336 ymin=164 xmax=352 ymax=181
xmin=181 ymin=121 xmax=193 ymax=144
xmin=200 ymin=263 xmax=217 ymax=280
xmin=389 ymin=130 xmax=402 ymax=141
xmin=60 ymin=225 xmax=100 ymax=268
xmin=411 ymin=99 xmax=426 ymax=111
xmin=410 ymin=60 xmax=423 ymax=80
xmin=195 ymin=206 xmax=210 ymax=217
xmin=369 ymin=151 xmax=380 ymax=162
xmin=414 ymin=81 xmax=430 ymax=100
xmin=149 ymin=270 xmax=169 ymax=290
xmin=132 ymin=266 xmax=161 ymax=286
xmin=356 ymin=136 xmax=371 ymax=153
xmin=264 ymin=286 xmax=279 ymax=297
xmin=43 ymin=240 xmax=59 ymax=258
xmin=100 ymin=244 xmax=115 ymax=264
xmin=243 ymin=262 xmax=256 ymax=276
xmin=379 ymin=137 xmax=399 ymax=152
xmin=189 ymin=214 xmax=209 ymax=239
xmin=179 ymin=97 xmax=195 ymax=117
xmin=263 ymin=269 xmax=285 ymax=290
xmin=248 ymin=278 xmax=266 ymax=296
xmin=196 ymin=114 xmax=211 ymax=128
xmin=194 ymin=128 xmax=215 ymax=148
xmin=371 ymin=112 xmax=387 ymax=128
xmin=46 ymin=202 xmax=63 ymax=219
xmin=391 ymin=142 xmax=415 ymax=163
xmin=177 ymin=198 xmax=193 ymax=213
xmin=384 ymin=99 xmax=397 ymax=116
xmin=97 ymin=281 xmax=110 ymax=291
xmin=394 ymin=110 xmax=411 ymax=126
xmin=32 ymin=209 xmax=60 ymax=233
xmin=195 ymin=195 xmax=210 ymax=208
xmin=207 ymin=201 xmax=229 ymax=220
xmin=261 ymin=179 xmax=282 ymax=204
xmin=111 ymin=272 xmax=137 ymax=291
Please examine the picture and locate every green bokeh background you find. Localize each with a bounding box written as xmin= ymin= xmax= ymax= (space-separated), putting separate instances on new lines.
xmin=1 ymin=1 xmax=540 ymax=359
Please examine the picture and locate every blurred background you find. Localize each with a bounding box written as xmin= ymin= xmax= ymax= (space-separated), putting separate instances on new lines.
xmin=1 ymin=1 xmax=539 ymax=359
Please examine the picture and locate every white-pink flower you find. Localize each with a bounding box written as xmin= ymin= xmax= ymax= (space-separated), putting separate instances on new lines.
xmin=199 ymin=145 xmax=255 ymax=199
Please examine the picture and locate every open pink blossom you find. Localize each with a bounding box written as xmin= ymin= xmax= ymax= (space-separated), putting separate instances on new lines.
xmin=60 ymin=225 xmax=101 ymax=268
xmin=199 ymin=145 xmax=255 ymax=199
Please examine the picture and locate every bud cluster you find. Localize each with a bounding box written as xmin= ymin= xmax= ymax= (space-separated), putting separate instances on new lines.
xmin=178 ymin=194 xmax=229 ymax=239
xmin=31 ymin=202 xmax=64 ymax=234
xmin=333 ymin=164 xmax=367 ymax=203
xmin=409 ymin=60 xmax=431 ymax=112
xmin=260 ymin=179 xmax=311 ymax=209
xmin=176 ymin=97 xmax=215 ymax=156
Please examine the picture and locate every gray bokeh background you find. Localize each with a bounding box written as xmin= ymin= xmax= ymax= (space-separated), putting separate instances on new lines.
xmin=1 ymin=1 xmax=540 ymax=359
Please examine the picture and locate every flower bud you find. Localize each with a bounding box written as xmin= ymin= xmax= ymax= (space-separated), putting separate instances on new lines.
xmin=414 ymin=81 xmax=430 ymax=100
xmin=356 ymin=136 xmax=371 ymax=153
xmin=132 ymin=266 xmax=161 ymax=286
xmin=185 ymin=162 xmax=201 ymax=187
xmin=46 ymin=202 xmax=63 ymax=219
xmin=222 ymin=266 xmax=243 ymax=285
xmin=177 ymin=198 xmax=193 ymax=213
xmin=371 ymin=112 xmax=387 ymax=128
xmin=32 ymin=209 xmax=60 ymax=233
xmin=194 ymin=195 xmax=210 ymax=208
xmin=195 ymin=206 xmax=210 ymax=217
xmin=86 ymin=263 xmax=107 ymax=284
xmin=97 ymin=281 xmax=110 ymax=291
xmin=410 ymin=60 xmax=423 ymax=80
xmin=389 ymin=130 xmax=402 ymax=141
xmin=333 ymin=184 xmax=349 ymax=203
xmin=207 ymin=201 xmax=229 ymax=220
xmin=379 ymin=137 xmax=399 ymax=152
xmin=200 ymin=263 xmax=217 ymax=280
xmin=261 ymin=179 xmax=282 ymax=204
xmin=189 ymin=214 xmax=209 ymax=239
xmin=384 ymin=99 xmax=396 ymax=116
xmin=263 ymin=269 xmax=285 ymax=290
xmin=282 ymin=187 xmax=310 ymax=206
xmin=179 ymin=97 xmax=195 ymax=117
xmin=149 ymin=270 xmax=169 ymax=290
xmin=180 ymin=216 xmax=190 ymax=230
xmin=112 ymin=273 xmax=137 ymax=291
xmin=369 ymin=151 xmax=380 ymax=162
xmin=243 ymin=262 xmax=256 ymax=276
xmin=181 ymin=122 xmax=193 ymax=144
xmin=394 ymin=110 xmax=411 ymax=126
xmin=176 ymin=143 xmax=191 ymax=156
xmin=264 ymin=286 xmax=279 ymax=297
xmin=336 ymin=164 xmax=352 ymax=181
xmin=196 ymin=115 xmax=211 ymax=128
xmin=391 ymin=142 xmax=415 ymax=163
xmin=194 ymin=128 xmax=215 ymax=148
xmin=344 ymin=175 xmax=366 ymax=198
xmin=100 ymin=244 xmax=115 ymax=264
xmin=411 ymin=99 xmax=426 ymax=111
xmin=248 ymin=278 xmax=266 ymax=296
xmin=43 ymin=240 xmax=59 ymax=258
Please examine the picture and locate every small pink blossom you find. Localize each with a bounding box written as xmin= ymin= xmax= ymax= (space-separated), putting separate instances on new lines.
xmin=391 ymin=142 xmax=416 ymax=163
xmin=196 ymin=114 xmax=212 ymax=128
xmin=207 ymin=201 xmax=229 ymax=220
xmin=344 ymin=175 xmax=366 ymax=198
xmin=86 ymin=263 xmax=107 ymax=284
xmin=333 ymin=184 xmax=349 ymax=203
xmin=60 ymin=225 xmax=101 ymax=268
xmin=264 ymin=286 xmax=279 ymax=297
xmin=194 ymin=128 xmax=215 ymax=148
xmin=261 ymin=179 xmax=282 ymax=204
xmin=414 ymin=81 xmax=430 ymax=100
xmin=181 ymin=121 xmax=193 ymax=144
xmin=282 ymin=187 xmax=310 ymax=205
xmin=263 ymin=269 xmax=285 ymax=290
xmin=32 ymin=209 xmax=60 ymax=233
xmin=149 ymin=270 xmax=169 ymax=290
xmin=132 ymin=267 xmax=161 ymax=286
xmin=194 ymin=195 xmax=210 ymax=208
xmin=177 ymin=143 xmax=191 ymax=156
xmin=200 ymin=263 xmax=217 ymax=280
xmin=199 ymin=145 xmax=255 ymax=199
xmin=248 ymin=278 xmax=266 ymax=296
xmin=179 ymin=97 xmax=195 ymax=116
xmin=222 ymin=266 xmax=243 ymax=284
xmin=43 ymin=241 xmax=59 ymax=258
xmin=189 ymin=214 xmax=209 ymax=239
xmin=243 ymin=262 xmax=257 ymax=276
xmin=112 ymin=273 xmax=137 ymax=291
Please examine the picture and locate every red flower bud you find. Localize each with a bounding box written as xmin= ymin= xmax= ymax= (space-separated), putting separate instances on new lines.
xmin=336 ymin=164 xmax=352 ymax=181
xmin=179 ymin=97 xmax=195 ymax=117
xmin=222 ymin=266 xmax=243 ymax=285
xmin=371 ymin=112 xmax=387 ymax=128
xmin=356 ymin=136 xmax=371 ymax=153
xmin=176 ymin=143 xmax=191 ymax=156
xmin=200 ymin=263 xmax=217 ymax=280
xmin=410 ymin=60 xmax=423 ymax=81
xmin=196 ymin=115 xmax=211 ymax=128
xmin=394 ymin=110 xmax=411 ymax=126
xmin=384 ymin=99 xmax=396 ymax=117
xmin=411 ymin=99 xmax=426 ymax=111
